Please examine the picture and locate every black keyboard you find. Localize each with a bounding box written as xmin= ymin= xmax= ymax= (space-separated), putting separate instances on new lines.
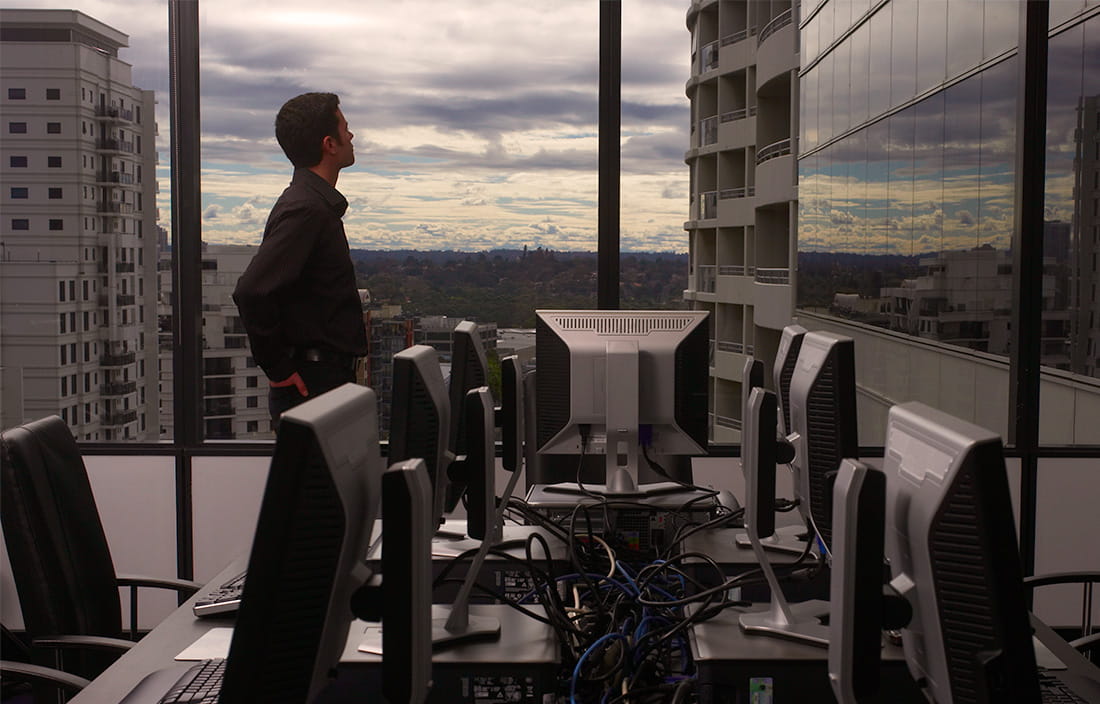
xmin=1039 ymin=671 xmax=1091 ymax=704
xmin=157 ymin=658 xmax=225 ymax=704
xmin=192 ymin=570 xmax=246 ymax=617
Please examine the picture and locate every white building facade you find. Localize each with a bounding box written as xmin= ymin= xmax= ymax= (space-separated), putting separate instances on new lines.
xmin=683 ymin=0 xmax=799 ymax=442
xmin=1 ymin=9 xmax=159 ymax=440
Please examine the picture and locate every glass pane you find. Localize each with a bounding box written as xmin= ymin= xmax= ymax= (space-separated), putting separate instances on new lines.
xmin=868 ymin=3 xmax=893 ymax=119
xmin=890 ymin=0 xmax=919 ymax=108
xmin=0 ymin=5 xmax=168 ymax=442
xmin=916 ymin=0 xmax=948 ymax=96
xmin=848 ymin=19 xmax=871 ymax=127
xmin=946 ymin=0 xmax=983 ymax=81
xmin=1041 ymin=15 xmax=1100 ymax=445
xmin=982 ymin=0 xmax=1019 ymax=61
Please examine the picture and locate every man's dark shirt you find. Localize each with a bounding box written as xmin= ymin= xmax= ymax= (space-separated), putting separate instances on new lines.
xmin=232 ymin=168 xmax=367 ymax=383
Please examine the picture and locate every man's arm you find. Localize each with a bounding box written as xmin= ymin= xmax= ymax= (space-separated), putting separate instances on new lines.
xmin=232 ymin=203 xmax=318 ymax=383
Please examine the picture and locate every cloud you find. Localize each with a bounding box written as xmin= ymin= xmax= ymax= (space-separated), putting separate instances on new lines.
xmin=202 ymin=204 xmax=222 ymax=221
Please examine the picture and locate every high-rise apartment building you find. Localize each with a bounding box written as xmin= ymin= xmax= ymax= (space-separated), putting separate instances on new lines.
xmin=683 ymin=0 xmax=799 ymax=442
xmin=0 ymin=9 xmax=159 ymax=440
xmin=156 ymin=245 xmax=270 ymax=440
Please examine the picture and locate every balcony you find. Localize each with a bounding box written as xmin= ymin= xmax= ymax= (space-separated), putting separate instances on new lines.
xmin=720 ymin=106 xmax=756 ymax=123
xmin=95 ymin=105 xmax=134 ymax=122
xmin=116 ymin=294 xmax=136 ymax=306
xmin=720 ymin=26 xmax=755 ymax=47
xmin=697 ymin=265 xmax=717 ymax=293
xmin=699 ymin=116 xmax=718 ymax=146
xmin=700 ymin=39 xmax=719 ymax=72
xmin=755 ymin=268 xmax=790 ymax=285
xmin=98 ymin=170 xmax=135 ymax=185
xmin=718 ymin=186 xmax=754 ymax=200
xmin=719 ymin=265 xmax=755 ymax=277
xmin=100 ymin=351 xmax=136 ymax=366
xmin=103 ymin=409 xmax=137 ymax=426
xmin=101 ymin=380 xmax=137 ymax=396
xmin=96 ymin=138 xmax=135 ymax=153
xmin=698 ymin=190 xmax=718 ymax=220
xmin=714 ymin=414 xmax=742 ymax=431
xmin=717 ymin=341 xmax=745 ymax=354
xmin=758 ymin=7 xmax=793 ymax=45
xmin=97 ymin=201 xmax=134 ymax=214
xmin=756 ymin=138 xmax=793 ymax=165
xmin=116 ymin=262 xmax=135 ymax=273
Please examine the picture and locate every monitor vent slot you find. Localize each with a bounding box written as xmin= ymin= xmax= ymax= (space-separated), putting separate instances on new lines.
xmin=929 ymin=467 xmax=994 ymax=704
xmin=550 ymin=313 xmax=697 ymax=335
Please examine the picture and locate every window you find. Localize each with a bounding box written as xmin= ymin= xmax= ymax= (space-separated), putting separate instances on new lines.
xmin=46 ymin=122 xmax=61 ymax=134
xmin=61 ymin=377 xmax=67 ymax=396
xmin=49 ymin=187 xmax=62 ymax=199
xmin=59 ymin=313 xmax=66 ymax=334
xmin=59 ymin=281 xmax=65 ymax=302
xmin=47 ymin=156 xmax=61 ymax=168
xmin=60 ymin=346 xmax=66 ymax=365
xmin=8 ymin=122 xmax=27 ymax=134
xmin=10 ymin=187 xmax=28 ymax=199
xmin=11 ymin=219 xmax=29 ymax=230
xmin=46 ymin=88 xmax=60 ymax=100
xmin=246 ymin=396 xmax=259 ymax=409
xmin=7 ymin=88 xmax=26 ymax=99
xmin=49 ymin=219 xmax=63 ymax=231
xmin=9 ymin=156 xmax=27 ymax=167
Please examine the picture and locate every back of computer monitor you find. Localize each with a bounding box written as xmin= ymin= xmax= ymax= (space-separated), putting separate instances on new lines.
xmin=381 ymin=459 xmax=434 ymax=704
xmin=446 ymin=321 xmax=490 ymax=511
xmin=390 ymin=344 xmax=452 ymax=528
xmin=743 ymin=387 xmax=777 ymax=540
xmin=883 ymin=402 xmax=1039 ymax=704
xmin=220 ymin=383 xmax=382 ymax=703
xmin=773 ymin=324 xmax=807 ymax=437
xmin=789 ymin=330 xmax=858 ymax=550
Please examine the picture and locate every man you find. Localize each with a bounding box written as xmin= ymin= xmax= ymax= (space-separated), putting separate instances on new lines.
xmin=233 ymin=92 xmax=367 ymax=429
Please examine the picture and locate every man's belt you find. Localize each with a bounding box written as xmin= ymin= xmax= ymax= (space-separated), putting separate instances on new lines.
xmin=291 ymin=347 xmax=358 ymax=371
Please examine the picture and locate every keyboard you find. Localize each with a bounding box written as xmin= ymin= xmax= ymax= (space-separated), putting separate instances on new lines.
xmin=1039 ymin=671 xmax=1091 ymax=704
xmin=192 ymin=570 xmax=246 ymax=617
xmin=156 ymin=658 xmax=224 ymax=704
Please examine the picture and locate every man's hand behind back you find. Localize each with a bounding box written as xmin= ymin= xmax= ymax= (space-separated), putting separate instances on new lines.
xmin=270 ymin=371 xmax=308 ymax=397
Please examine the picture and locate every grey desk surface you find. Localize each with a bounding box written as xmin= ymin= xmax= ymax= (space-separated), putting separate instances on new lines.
xmin=68 ymin=559 xmax=245 ymax=704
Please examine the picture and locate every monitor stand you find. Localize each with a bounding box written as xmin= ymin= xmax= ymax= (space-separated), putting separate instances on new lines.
xmin=733 ymin=524 xmax=808 ymax=555
xmin=738 ymin=513 xmax=830 ymax=647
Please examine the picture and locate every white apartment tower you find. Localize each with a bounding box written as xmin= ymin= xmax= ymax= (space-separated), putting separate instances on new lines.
xmin=0 ymin=10 xmax=160 ymax=440
xmin=683 ymin=0 xmax=799 ymax=442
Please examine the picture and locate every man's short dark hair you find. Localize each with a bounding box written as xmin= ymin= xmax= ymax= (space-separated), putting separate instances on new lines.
xmin=275 ymin=92 xmax=341 ymax=168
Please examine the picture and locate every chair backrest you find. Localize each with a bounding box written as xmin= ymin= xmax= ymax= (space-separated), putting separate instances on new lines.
xmin=0 ymin=416 xmax=123 ymax=643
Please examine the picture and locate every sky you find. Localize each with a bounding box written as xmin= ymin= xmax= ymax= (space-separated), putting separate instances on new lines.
xmin=3 ymin=0 xmax=695 ymax=252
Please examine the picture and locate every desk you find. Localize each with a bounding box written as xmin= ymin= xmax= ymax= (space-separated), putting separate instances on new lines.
xmin=368 ymin=518 xmax=572 ymax=604
xmin=68 ymin=560 xmax=246 ymax=704
xmin=689 ymin=605 xmax=924 ymax=704
xmin=68 ymin=558 xmax=560 ymax=704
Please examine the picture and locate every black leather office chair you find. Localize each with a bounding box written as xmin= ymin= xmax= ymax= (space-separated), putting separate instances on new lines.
xmin=1025 ymin=571 xmax=1100 ymax=661
xmin=0 ymin=415 xmax=201 ymax=686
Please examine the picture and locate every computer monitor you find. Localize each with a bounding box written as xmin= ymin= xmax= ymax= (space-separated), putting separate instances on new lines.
xmin=880 ymin=402 xmax=1040 ymax=704
xmin=738 ymin=386 xmax=831 ymax=646
xmin=499 ymin=355 xmax=524 ymax=474
xmin=390 ymin=344 xmax=453 ymax=529
xmin=788 ymin=330 xmax=858 ymax=551
xmin=445 ymin=321 xmax=490 ymax=512
xmin=774 ymin=324 xmax=808 ymax=437
xmin=534 ymin=309 xmax=710 ymax=496
xmin=741 ymin=357 xmax=764 ymax=437
xmin=219 ymin=383 xmax=383 ymax=703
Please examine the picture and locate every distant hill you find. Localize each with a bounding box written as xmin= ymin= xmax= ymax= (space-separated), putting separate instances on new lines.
xmin=351 ymin=248 xmax=690 ymax=327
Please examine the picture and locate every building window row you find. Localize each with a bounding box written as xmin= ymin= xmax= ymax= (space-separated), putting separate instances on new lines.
xmin=6 ymin=120 xmax=62 ymax=134
xmin=11 ymin=87 xmax=62 ymax=101
xmin=9 ymin=218 xmax=64 ymax=231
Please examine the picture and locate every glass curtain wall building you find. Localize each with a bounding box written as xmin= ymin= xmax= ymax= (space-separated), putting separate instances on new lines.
xmin=684 ymin=0 xmax=799 ymax=442
xmin=796 ymin=0 xmax=1100 ymax=445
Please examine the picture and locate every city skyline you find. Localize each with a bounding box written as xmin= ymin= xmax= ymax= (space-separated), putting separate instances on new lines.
xmin=0 ymin=0 xmax=696 ymax=252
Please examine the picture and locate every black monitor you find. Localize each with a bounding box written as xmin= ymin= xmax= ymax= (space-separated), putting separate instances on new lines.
xmin=219 ymin=383 xmax=383 ymax=703
xmin=390 ymin=344 xmax=453 ymax=529
xmin=534 ymin=309 xmax=710 ymax=496
xmin=773 ymin=324 xmax=807 ymax=437
xmin=788 ymin=330 xmax=858 ymax=551
xmin=741 ymin=357 xmax=764 ymax=434
xmin=445 ymin=321 xmax=490 ymax=512
xmin=738 ymin=386 xmax=831 ymax=646
xmin=881 ymin=402 xmax=1040 ymax=703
